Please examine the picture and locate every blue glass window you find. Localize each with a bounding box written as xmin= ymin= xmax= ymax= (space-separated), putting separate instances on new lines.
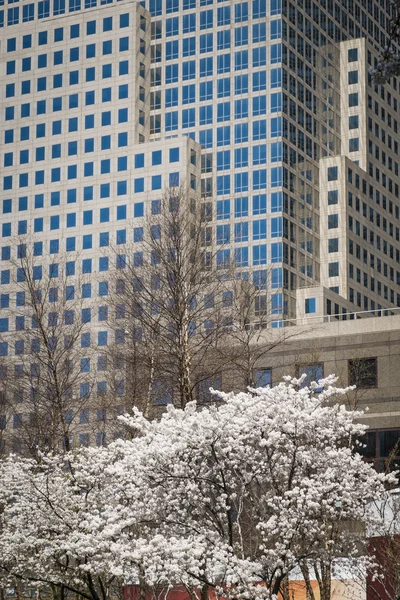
xmin=66 ymin=95 xmax=77 ymax=112
xmin=50 ymin=239 xmax=59 ymax=254
xmin=117 ymin=205 xmax=127 ymax=220
xmin=99 ymin=282 xmax=108 ymax=297
xmin=217 ymin=126 xmax=230 ymax=146
xmin=100 ymin=184 xmax=110 ymax=198
xmin=199 ymin=81 xmax=213 ymax=101
xmin=199 ymin=129 xmax=213 ymax=148
xmin=253 ymin=194 xmax=267 ymax=215
xmin=23 ymin=34 xmax=32 ymax=49
xmin=182 ymin=60 xmax=195 ymax=80
xmin=5 ymin=84 xmax=15 ymax=99
xmin=253 ymin=71 xmax=266 ymax=92
xmin=182 ymin=108 xmax=195 ymax=128
xmin=134 ymin=227 xmax=143 ymax=242
xmin=254 ymin=169 xmax=267 ymax=190
xmin=216 ymin=199 xmax=230 ymax=220
xmin=86 ymin=20 xmax=96 ymax=35
xmin=70 ymin=23 xmax=80 ymax=38
xmin=82 ymin=284 xmax=92 ymax=298
xmin=0 ymin=246 xmax=10 ymax=261
xmin=119 ymin=37 xmax=129 ymax=51
xmin=183 ymin=12 xmax=195 ymax=32
xmin=234 ymin=222 xmax=249 ymax=242
xmin=134 ymin=203 xmax=144 ymax=218
xmin=165 ymin=112 xmax=178 ymax=131
xmin=234 ymin=196 xmax=248 ymax=217
xmin=54 ymin=27 xmax=64 ymax=41
xmin=21 ymin=80 xmax=31 ymax=95
xmin=68 ymin=117 xmax=78 ymax=132
xmin=253 ymin=47 xmax=267 ymax=67
xmin=19 ymin=197 xmax=28 ymax=211
xmin=183 ymin=37 xmax=196 ymax=57
xmin=253 ymin=0 xmax=267 ymax=17
xmin=69 ymin=71 xmax=79 ymax=85
xmin=200 ymin=9 xmax=213 ymax=29
xmin=253 ymin=245 xmax=267 ymax=265
xmin=253 ymin=219 xmax=267 ymax=240
xmin=83 ymin=210 xmax=93 ymax=225
xmin=99 ymin=257 xmax=109 ymax=271
xmin=166 ymin=40 xmax=179 ymax=60
xmin=66 ymin=237 xmax=76 ymax=252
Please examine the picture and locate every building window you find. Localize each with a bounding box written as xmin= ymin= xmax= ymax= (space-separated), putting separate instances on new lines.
xmin=348 ymin=70 xmax=359 ymax=84
xmin=305 ymin=298 xmax=316 ymax=314
xmin=328 ymin=214 xmax=338 ymax=229
xmin=348 ymin=358 xmax=377 ymax=388
xmin=327 ymin=166 xmax=338 ymax=181
xmin=328 ymin=262 xmax=339 ymax=277
xmin=349 ymin=138 xmax=359 ymax=152
xmin=197 ymin=374 xmax=222 ymax=403
xmin=358 ymin=429 xmax=400 ymax=473
xmin=348 ymin=92 xmax=359 ymax=107
xmin=348 ymin=48 xmax=358 ymax=62
xmin=349 ymin=115 xmax=359 ymax=129
xmin=253 ymin=369 xmax=271 ymax=387
xmin=297 ymin=363 xmax=324 ymax=390
xmin=151 ymin=379 xmax=173 ymax=405
xmin=328 ymin=190 xmax=338 ymax=205
xmin=328 ymin=238 xmax=339 ymax=253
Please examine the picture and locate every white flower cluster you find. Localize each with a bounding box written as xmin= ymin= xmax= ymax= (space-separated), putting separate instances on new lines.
xmin=0 ymin=377 xmax=393 ymax=600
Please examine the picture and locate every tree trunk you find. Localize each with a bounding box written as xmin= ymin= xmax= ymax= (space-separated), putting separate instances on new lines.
xmin=314 ymin=560 xmax=331 ymax=600
xmin=299 ymin=562 xmax=317 ymax=600
xmin=319 ymin=562 xmax=331 ymax=600
xmin=138 ymin=569 xmax=146 ymax=600
xmin=178 ymin=316 xmax=193 ymax=408
xmin=281 ymin=576 xmax=290 ymax=600
xmin=144 ymin=349 xmax=155 ymax=419
xmin=200 ymin=584 xmax=209 ymax=600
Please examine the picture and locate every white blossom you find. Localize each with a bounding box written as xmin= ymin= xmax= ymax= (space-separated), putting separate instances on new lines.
xmin=0 ymin=377 xmax=393 ymax=600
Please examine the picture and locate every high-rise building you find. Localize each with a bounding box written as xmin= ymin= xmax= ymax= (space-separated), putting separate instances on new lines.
xmin=1 ymin=0 xmax=399 ymax=326
xmin=0 ymin=0 xmax=399 ymax=448
xmin=142 ymin=0 xmax=400 ymax=323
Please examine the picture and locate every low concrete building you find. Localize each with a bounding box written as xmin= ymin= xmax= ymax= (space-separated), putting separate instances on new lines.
xmin=247 ymin=312 xmax=400 ymax=472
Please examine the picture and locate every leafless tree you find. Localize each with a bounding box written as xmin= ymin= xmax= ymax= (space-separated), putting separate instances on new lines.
xmin=106 ymin=185 xmax=237 ymax=410
xmin=105 ymin=185 xmax=302 ymax=411
xmin=0 ymin=246 xmax=96 ymax=457
xmin=215 ymin=274 xmax=300 ymax=389
xmin=366 ymin=488 xmax=400 ymax=600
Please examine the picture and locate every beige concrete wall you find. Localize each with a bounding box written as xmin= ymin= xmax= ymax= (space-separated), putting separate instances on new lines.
xmin=249 ymin=314 xmax=400 ymax=429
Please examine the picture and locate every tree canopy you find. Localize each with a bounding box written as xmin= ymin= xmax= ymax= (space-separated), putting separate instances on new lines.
xmin=0 ymin=376 xmax=393 ymax=600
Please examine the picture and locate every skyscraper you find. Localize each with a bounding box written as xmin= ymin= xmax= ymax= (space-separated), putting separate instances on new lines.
xmin=0 ymin=0 xmax=399 ymax=449
xmin=141 ymin=0 xmax=400 ymax=322
xmin=0 ymin=0 xmax=398 ymax=322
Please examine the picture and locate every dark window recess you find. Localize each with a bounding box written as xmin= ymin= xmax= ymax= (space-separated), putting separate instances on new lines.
xmin=357 ymin=429 xmax=400 ymax=474
xmin=348 ymin=357 xmax=377 ymax=388
xmin=297 ymin=363 xmax=323 ymax=391
xmin=197 ymin=374 xmax=222 ymax=404
xmin=253 ymin=368 xmax=271 ymax=387
xmin=151 ymin=379 xmax=173 ymax=406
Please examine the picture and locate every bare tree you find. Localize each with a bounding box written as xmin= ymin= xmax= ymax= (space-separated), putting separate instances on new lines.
xmin=366 ymin=489 xmax=400 ymax=600
xmin=1 ymin=246 xmax=96 ymax=457
xmin=106 ymin=185 xmax=237 ymax=410
xmin=105 ymin=186 xmax=304 ymax=411
xmin=215 ymin=274 xmax=300 ymax=389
